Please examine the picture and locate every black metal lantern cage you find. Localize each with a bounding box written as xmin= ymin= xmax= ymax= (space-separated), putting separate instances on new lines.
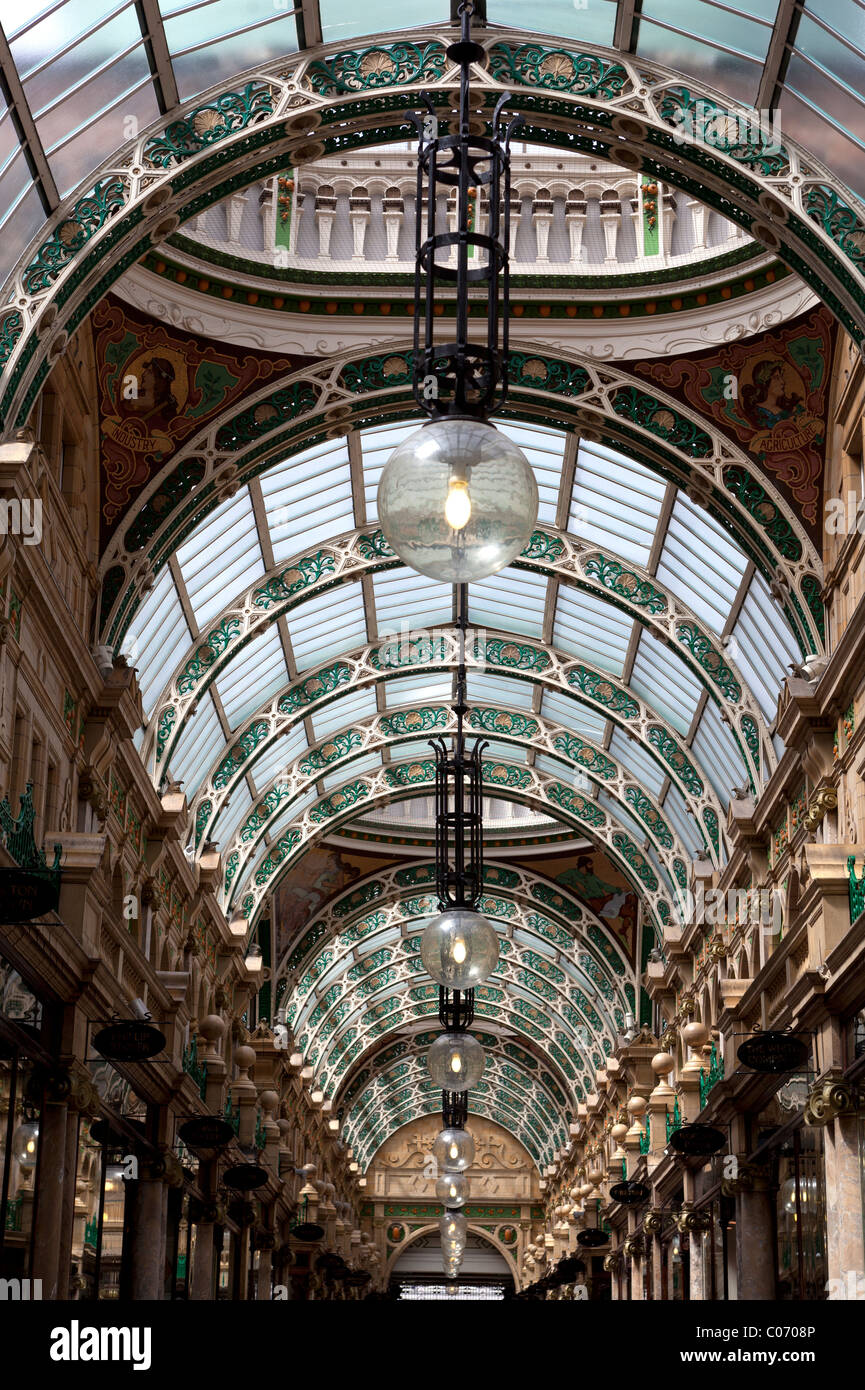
xmin=410 ymin=1 xmax=521 ymax=420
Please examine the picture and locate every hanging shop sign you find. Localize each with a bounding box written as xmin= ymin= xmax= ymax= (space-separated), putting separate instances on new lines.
xmin=668 ymin=1123 xmax=726 ymax=1156
xmin=93 ymin=1019 xmax=166 ymax=1061
xmin=737 ymin=1030 xmax=810 ymax=1074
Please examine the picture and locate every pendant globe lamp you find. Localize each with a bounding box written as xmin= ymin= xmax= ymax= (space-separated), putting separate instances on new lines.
xmin=434 ymin=1125 xmax=475 ymax=1173
xmin=376 ymin=4 xmax=536 ymax=584
xmin=436 ymin=1171 xmax=469 ymax=1207
xmin=427 ymin=1031 xmax=485 ymax=1090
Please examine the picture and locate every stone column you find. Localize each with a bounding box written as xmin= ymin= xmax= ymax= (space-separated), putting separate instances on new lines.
xmin=31 ymin=1088 xmax=70 ymax=1299
xmin=129 ymin=1163 xmax=168 ymax=1300
xmin=735 ymin=1173 xmax=776 ymax=1299
xmin=823 ymin=1111 xmax=865 ymax=1292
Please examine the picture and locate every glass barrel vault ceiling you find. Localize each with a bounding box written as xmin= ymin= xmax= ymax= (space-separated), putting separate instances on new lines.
xmin=1 ymin=0 xmax=864 ymax=274
xmin=124 ymin=419 xmax=799 ymax=894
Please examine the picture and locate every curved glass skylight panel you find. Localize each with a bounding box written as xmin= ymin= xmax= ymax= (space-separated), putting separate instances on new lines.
xmin=260 ymin=439 xmax=354 ymax=560
xmin=540 ymin=690 xmax=607 ymax=742
xmin=570 ymin=441 xmax=665 ymax=569
xmin=494 ymin=421 xmax=564 ymax=526
xmin=630 ymin=628 xmax=702 ymax=735
xmin=663 ymin=783 xmax=703 ymax=858
xmin=383 ymin=674 xmax=453 ymax=707
xmin=211 ymin=783 xmax=254 ymax=848
xmin=176 ymin=489 xmax=263 ymax=629
xmin=362 ymin=421 xmax=424 ymax=523
xmin=285 ymin=582 xmax=367 ymax=671
xmin=609 ymin=729 xmax=665 ymax=798
xmin=322 ymin=752 xmax=381 ymax=793
xmin=552 ymin=586 xmax=633 ymax=676
xmin=310 ymin=687 xmax=378 ymax=742
xmin=655 ymin=493 xmax=748 ymax=634
xmin=635 ymin=0 xmax=772 ymax=105
xmin=780 ymin=3 xmax=865 ymax=196
xmin=597 ymin=790 xmax=645 ymax=846
xmin=469 ymin=567 xmax=549 ymax=641
xmin=387 ymin=739 xmax=440 ymax=761
xmin=691 ymin=698 xmax=748 ymax=805
xmin=167 ymin=691 xmax=224 ymax=795
xmin=487 ymin=0 xmax=616 ymax=45
xmin=0 ymin=177 xmax=44 ymax=266
xmin=533 ymin=752 xmax=585 ymax=784
xmin=730 ymin=571 xmax=800 ymax=721
xmin=122 ymin=566 xmax=191 ymax=712
xmin=373 ymin=570 xmax=451 ymax=638
xmin=319 ymin=0 xmax=444 ymax=45
xmin=244 ymin=722 xmax=308 ymax=790
xmin=159 ymin=1 xmax=298 ymax=102
xmin=215 ymin=627 xmax=288 ymax=729
xmin=479 ymin=740 xmax=528 ymax=764
xmin=467 ymin=672 xmax=534 ymax=711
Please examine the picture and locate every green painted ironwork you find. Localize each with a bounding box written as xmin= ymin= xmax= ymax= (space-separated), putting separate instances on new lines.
xmin=665 ymin=1097 xmax=682 ymax=1141
xmin=84 ymin=1215 xmax=98 ymax=1249
xmin=182 ymin=1036 xmax=207 ymax=1099
xmin=4 ymin=1194 xmax=22 ymax=1231
xmin=0 ymin=782 xmax=62 ymax=870
xmin=848 ymin=856 xmax=865 ymax=923
xmin=699 ymin=1042 xmax=724 ymax=1109
xmin=639 ymin=1121 xmax=650 ymax=1156
xmin=224 ymin=1093 xmax=240 ymax=1135
xmin=254 ymin=1109 xmax=266 ymax=1151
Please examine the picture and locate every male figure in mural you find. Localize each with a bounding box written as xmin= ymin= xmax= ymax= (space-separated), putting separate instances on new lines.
xmin=125 ymin=356 xmax=180 ymax=429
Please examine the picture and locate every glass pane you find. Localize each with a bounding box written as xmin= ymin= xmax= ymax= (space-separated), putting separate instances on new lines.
xmin=169 ymin=12 xmax=299 ymax=101
xmin=487 ymin=0 xmax=617 ymax=46
xmin=43 ymin=77 xmax=158 ymax=196
xmin=19 ymin=6 xmax=142 ymax=114
xmin=553 ymin=585 xmax=633 ymax=675
xmin=635 ymin=16 xmax=763 ymax=105
xmin=320 ymin=0 xmax=445 ymax=45
xmin=777 ymin=87 xmax=865 ymax=195
xmin=630 ymin=627 xmax=702 ymax=734
xmin=470 ymin=566 xmax=549 ymax=641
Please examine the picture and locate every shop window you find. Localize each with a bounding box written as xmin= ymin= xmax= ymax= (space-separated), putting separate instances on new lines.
xmin=776 ymin=1126 xmax=827 ymax=1300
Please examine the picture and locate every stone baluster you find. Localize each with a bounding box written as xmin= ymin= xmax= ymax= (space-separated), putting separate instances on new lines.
xmin=315 ymin=185 xmax=337 ymax=258
xmin=687 ymin=194 xmax=709 ymax=252
xmin=532 ymin=187 xmax=554 ymax=265
xmin=348 ymin=185 xmax=371 ymax=260
xmin=225 ymin=191 xmax=248 ymax=247
xmin=599 ymin=188 xmax=622 ymax=263
xmin=382 ymin=185 xmax=405 ymax=262
xmin=565 ymin=189 xmax=587 ymax=263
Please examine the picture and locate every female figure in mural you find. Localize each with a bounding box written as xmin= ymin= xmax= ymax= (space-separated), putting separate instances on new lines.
xmin=741 ymin=357 xmax=804 ymax=431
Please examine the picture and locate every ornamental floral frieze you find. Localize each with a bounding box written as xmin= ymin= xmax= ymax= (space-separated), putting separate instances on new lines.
xmin=3 ymin=23 xmax=862 ymax=488
xmin=213 ymin=702 xmax=691 ymax=903
xmin=276 ymin=859 xmax=632 ymax=997
xmin=98 ymin=345 xmax=819 ymax=660
xmin=286 ymin=897 xmax=628 ymax=1080
xmin=233 ymin=756 xmax=676 ymax=932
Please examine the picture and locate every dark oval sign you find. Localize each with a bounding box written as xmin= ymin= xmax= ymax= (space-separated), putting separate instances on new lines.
xmin=0 ymin=869 xmax=61 ymax=923
xmin=291 ymin=1221 xmax=325 ymax=1242
xmin=609 ymin=1180 xmax=650 ymax=1206
xmin=93 ymin=1021 xmax=166 ymax=1061
xmin=576 ymin=1228 xmax=608 ymax=1247
xmin=178 ymin=1117 xmax=234 ymax=1151
xmin=669 ymin=1124 xmax=726 ymax=1156
xmin=737 ymin=1031 xmax=810 ymax=1074
xmin=222 ymin=1163 xmax=268 ymax=1192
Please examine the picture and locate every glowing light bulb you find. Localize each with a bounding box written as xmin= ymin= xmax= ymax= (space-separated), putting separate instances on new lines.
xmin=452 ymin=937 xmax=467 ymax=964
xmin=444 ymin=477 xmax=471 ymax=531
xmin=450 ymin=1054 xmax=462 ymax=1074
xmin=449 ymin=1143 xmax=459 ymax=1160
xmin=449 ymin=1182 xmax=458 ymax=1199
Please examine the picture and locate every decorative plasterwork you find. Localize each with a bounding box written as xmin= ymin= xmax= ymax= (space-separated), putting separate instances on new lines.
xmin=1 ymin=26 xmax=863 ymax=440
xmin=215 ymin=703 xmax=691 ymax=909
xmin=115 ymin=252 xmax=817 ymax=359
xmin=233 ymin=754 xmax=679 ymax=932
xmin=146 ymin=530 xmax=768 ymax=815
xmin=96 ymin=343 xmax=823 ymax=660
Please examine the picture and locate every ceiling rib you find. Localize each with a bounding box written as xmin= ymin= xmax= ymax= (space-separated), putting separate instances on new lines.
xmin=757 ymin=0 xmax=803 ymax=112
xmin=135 ymin=0 xmax=180 ymax=114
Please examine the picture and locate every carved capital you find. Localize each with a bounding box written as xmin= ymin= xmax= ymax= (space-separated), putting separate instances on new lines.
xmin=642 ymin=1208 xmax=663 ymax=1235
xmin=803 ymin=1075 xmax=861 ymax=1126
xmin=623 ymin=1231 xmax=645 ymax=1258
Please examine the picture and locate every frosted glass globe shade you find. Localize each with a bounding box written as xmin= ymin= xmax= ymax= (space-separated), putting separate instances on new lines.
xmin=420 ymin=909 xmax=499 ymax=990
xmin=433 ymin=1126 xmax=475 ymax=1172
xmin=427 ymin=1032 xmax=485 ymax=1091
xmin=377 ymin=417 xmax=538 ymax=582
xmin=436 ymin=1172 xmax=469 ymax=1207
